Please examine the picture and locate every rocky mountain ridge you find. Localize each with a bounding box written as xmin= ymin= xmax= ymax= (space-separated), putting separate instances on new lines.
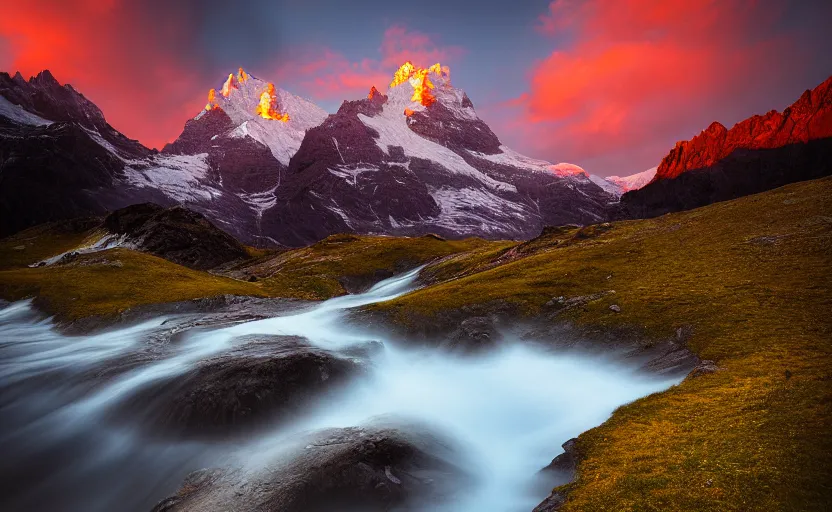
xmin=620 ymin=74 xmax=832 ymax=218
xmin=655 ymin=75 xmax=832 ymax=181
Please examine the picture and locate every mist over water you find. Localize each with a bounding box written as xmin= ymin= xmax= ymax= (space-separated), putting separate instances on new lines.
xmin=0 ymin=269 xmax=682 ymax=511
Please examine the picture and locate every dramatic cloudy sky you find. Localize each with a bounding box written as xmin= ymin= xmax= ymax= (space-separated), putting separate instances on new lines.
xmin=1 ymin=0 xmax=830 ymax=175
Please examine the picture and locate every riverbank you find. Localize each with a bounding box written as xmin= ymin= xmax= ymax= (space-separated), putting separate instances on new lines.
xmin=366 ymin=177 xmax=832 ymax=510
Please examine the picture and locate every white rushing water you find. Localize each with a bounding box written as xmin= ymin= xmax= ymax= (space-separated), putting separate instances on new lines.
xmin=0 ymin=269 xmax=682 ymax=511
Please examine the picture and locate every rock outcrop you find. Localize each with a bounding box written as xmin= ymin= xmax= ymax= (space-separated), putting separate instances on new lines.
xmin=655 ymin=76 xmax=832 ymax=181
xmin=620 ymin=75 xmax=832 ymax=218
xmin=152 ymin=419 xmax=468 ymax=511
xmin=102 ymin=203 xmax=249 ymax=270
xmin=120 ymin=335 xmax=365 ymax=436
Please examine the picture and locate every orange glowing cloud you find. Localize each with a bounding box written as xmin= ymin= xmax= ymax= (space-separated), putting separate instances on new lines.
xmin=496 ymin=0 xmax=808 ymax=173
xmin=271 ymin=25 xmax=463 ymax=102
xmin=0 ymin=1 xmax=212 ymax=149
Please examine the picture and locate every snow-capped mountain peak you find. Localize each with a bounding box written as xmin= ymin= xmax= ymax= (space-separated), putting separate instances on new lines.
xmin=197 ymin=68 xmax=328 ymax=165
xmin=259 ymin=61 xmax=613 ymax=245
xmin=550 ymin=162 xmax=589 ymax=178
xmin=589 ymin=167 xmax=657 ymax=197
xmin=606 ymin=167 xmax=658 ymax=192
xmin=384 ymin=62 xmax=478 ymax=121
xmin=2 ymin=66 xmax=614 ymax=248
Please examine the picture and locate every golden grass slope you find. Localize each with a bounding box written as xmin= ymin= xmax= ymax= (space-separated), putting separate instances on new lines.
xmin=0 ymin=227 xmax=495 ymax=322
xmin=370 ymin=177 xmax=832 ymax=510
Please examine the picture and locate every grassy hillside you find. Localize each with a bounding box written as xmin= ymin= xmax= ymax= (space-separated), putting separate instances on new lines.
xmin=369 ymin=177 xmax=832 ymax=510
xmin=0 ymin=228 xmax=496 ymax=322
xmin=0 ymin=217 xmax=101 ymax=270
xmin=229 ymin=233 xmax=495 ymax=300
xmin=0 ymin=248 xmax=267 ymax=321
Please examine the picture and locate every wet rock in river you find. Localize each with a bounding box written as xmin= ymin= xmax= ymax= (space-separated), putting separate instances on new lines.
xmin=447 ymin=316 xmax=501 ymax=349
xmin=542 ymin=437 xmax=580 ymax=475
xmin=152 ymin=419 xmax=469 ymax=512
xmin=119 ymin=335 xmax=366 ymax=437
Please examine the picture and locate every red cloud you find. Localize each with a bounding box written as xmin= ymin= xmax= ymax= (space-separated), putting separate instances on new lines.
xmin=273 ymin=48 xmax=390 ymax=102
xmin=273 ymin=25 xmax=465 ymax=103
xmin=0 ymin=1 xmax=208 ymax=149
xmin=500 ymin=0 xmax=812 ymax=174
xmin=380 ymin=25 xmax=466 ymax=68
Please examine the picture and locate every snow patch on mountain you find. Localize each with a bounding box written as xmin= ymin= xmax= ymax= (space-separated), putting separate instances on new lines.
xmin=239 ymin=187 xmax=278 ymax=219
xmin=82 ymin=127 xmax=124 ymax=156
xmin=550 ymin=162 xmax=589 ymax=178
xmin=473 ymin=146 xmax=589 ymax=180
xmin=329 ymin=164 xmax=381 ymax=186
xmin=588 ymin=175 xmax=623 ymax=195
xmin=33 ymin=233 xmax=131 ymax=267
xmin=0 ymin=95 xmax=52 ymax=126
xmin=470 ymin=146 xmax=551 ymax=172
xmin=428 ymin=186 xmax=534 ymax=234
xmin=358 ymin=81 xmax=519 ymax=193
xmin=607 ymin=167 xmax=658 ymax=191
xmin=358 ymin=110 xmax=514 ymax=192
xmin=124 ymin=154 xmax=221 ymax=203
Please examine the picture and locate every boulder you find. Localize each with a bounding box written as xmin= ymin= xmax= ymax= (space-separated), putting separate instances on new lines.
xmin=535 ymin=438 xmax=580 ymax=512
xmin=152 ymin=419 xmax=468 ymax=512
xmin=447 ymin=316 xmax=501 ymax=349
xmin=533 ymin=489 xmax=567 ymax=512
xmin=542 ymin=438 xmax=580 ymax=475
xmin=120 ymin=335 xmax=366 ymax=436
xmin=688 ymin=359 xmax=722 ymax=378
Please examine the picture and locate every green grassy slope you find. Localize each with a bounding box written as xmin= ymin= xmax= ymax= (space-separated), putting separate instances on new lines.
xmin=0 ymin=248 xmax=267 ymax=321
xmin=232 ymin=234 xmax=495 ymax=300
xmin=0 ymin=218 xmax=101 ymax=270
xmin=370 ymin=177 xmax=832 ymax=510
xmin=0 ymin=229 xmax=497 ymax=322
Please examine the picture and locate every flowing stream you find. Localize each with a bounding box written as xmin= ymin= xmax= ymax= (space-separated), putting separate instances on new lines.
xmin=0 ymin=268 xmax=682 ymax=511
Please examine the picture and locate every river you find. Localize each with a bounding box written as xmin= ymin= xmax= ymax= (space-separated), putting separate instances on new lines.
xmin=0 ymin=268 xmax=682 ymax=511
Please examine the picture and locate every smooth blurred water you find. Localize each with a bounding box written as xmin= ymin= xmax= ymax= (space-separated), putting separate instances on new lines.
xmin=0 ymin=268 xmax=681 ymax=511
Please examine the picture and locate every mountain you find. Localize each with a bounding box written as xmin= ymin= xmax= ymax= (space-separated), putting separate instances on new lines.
xmin=0 ymin=70 xmax=162 ymax=237
xmin=589 ymin=167 xmax=657 ymax=197
xmin=620 ymin=75 xmax=832 ymax=217
xmin=0 ymin=69 xmax=319 ymax=244
xmin=162 ymin=68 xmax=328 ymax=193
xmin=655 ymin=76 xmax=832 ymax=181
xmin=259 ymin=62 xmax=613 ymax=245
xmin=1 ymin=66 xmax=612 ymax=246
xmin=0 ymin=70 xmax=152 ymax=158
